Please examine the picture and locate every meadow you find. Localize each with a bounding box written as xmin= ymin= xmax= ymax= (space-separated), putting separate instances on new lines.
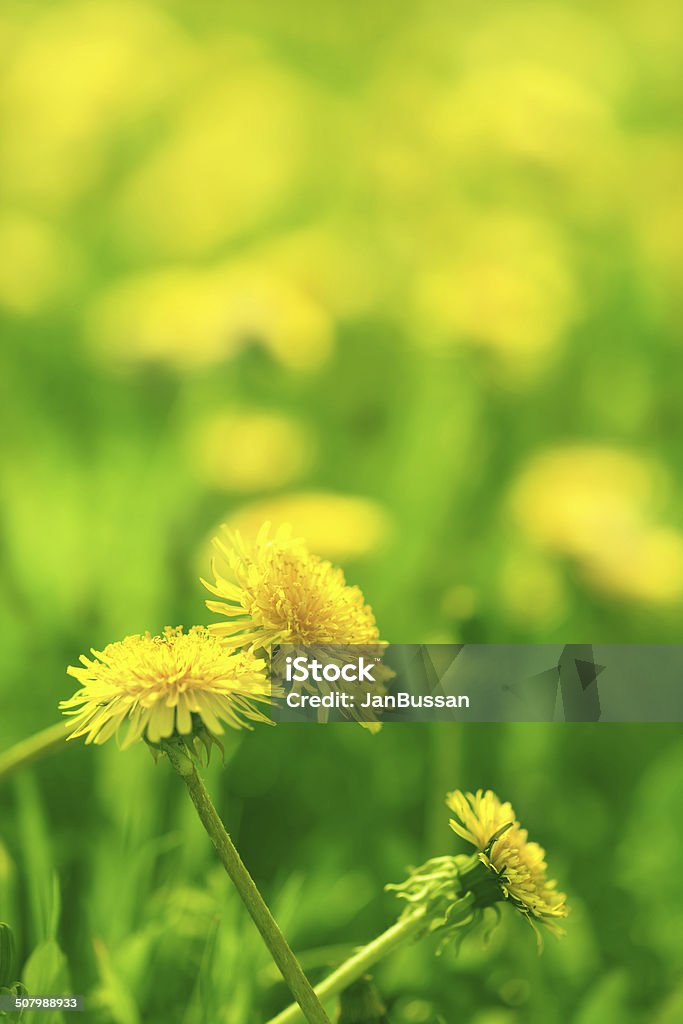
xmin=1 ymin=1 xmax=683 ymax=1020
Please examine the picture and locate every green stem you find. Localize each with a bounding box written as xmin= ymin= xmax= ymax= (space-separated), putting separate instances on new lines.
xmin=164 ymin=741 xmax=331 ymax=1024
xmin=266 ymin=907 xmax=427 ymax=1024
xmin=0 ymin=723 xmax=72 ymax=784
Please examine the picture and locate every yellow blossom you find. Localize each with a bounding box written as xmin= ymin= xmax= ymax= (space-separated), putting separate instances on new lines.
xmin=61 ymin=626 xmax=272 ymax=748
xmin=509 ymin=445 xmax=683 ymax=604
xmin=447 ymin=789 xmax=569 ymax=934
xmin=218 ymin=492 xmax=390 ymax=562
xmin=203 ymin=522 xmax=381 ymax=649
xmin=190 ymin=410 xmax=314 ymax=493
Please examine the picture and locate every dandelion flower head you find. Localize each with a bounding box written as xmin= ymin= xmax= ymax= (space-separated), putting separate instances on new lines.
xmin=203 ymin=522 xmax=381 ymax=649
xmin=447 ymin=788 xmax=569 ymax=933
xmin=61 ymin=626 xmax=272 ymax=748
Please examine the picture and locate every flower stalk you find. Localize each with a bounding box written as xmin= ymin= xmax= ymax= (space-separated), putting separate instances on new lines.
xmin=163 ymin=738 xmax=331 ymax=1024
xmin=0 ymin=722 xmax=72 ymax=785
xmin=266 ymin=784 xmax=571 ymax=1024
xmin=266 ymin=908 xmax=427 ymax=1024
xmin=266 ymin=883 xmax=482 ymax=1024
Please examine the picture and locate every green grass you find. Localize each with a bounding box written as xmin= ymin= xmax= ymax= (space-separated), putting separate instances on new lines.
xmin=1 ymin=0 xmax=683 ymax=1019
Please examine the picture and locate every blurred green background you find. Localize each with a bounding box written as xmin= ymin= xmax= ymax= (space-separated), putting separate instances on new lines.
xmin=1 ymin=0 xmax=683 ymax=1021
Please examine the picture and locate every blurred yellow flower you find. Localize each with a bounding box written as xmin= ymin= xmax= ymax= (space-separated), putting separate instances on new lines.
xmin=458 ymin=6 xmax=627 ymax=96
xmin=61 ymin=626 xmax=271 ymax=747
xmin=256 ymin=222 xmax=384 ymax=319
xmin=0 ymin=213 xmax=78 ymax=314
xmin=430 ymin=64 xmax=615 ymax=172
xmin=628 ymin=137 xmax=683 ymax=315
xmin=1 ymin=2 xmax=191 ymax=206
xmin=85 ymin=260 xmax=333 ymax=371
xmin=414 ymin=212 xmax=577 ymax=373
xmin=222 ymin=265 xmax=333 ymax=371
xmin=217 ymin=492 xmax=391 ymax=562
xmin=447 ymin=789 xmax=569 ymax=934
xmin=190 ymin=410 xmax=314 ymax=492
xmin=203 ymin=522 xmax=381 ymax=649
xmin=115 ymin=58 xmax=310 ymax=257
xmin=368 ymin=7 xmax=625 ymax=219
xmin=510 ymin=445 xmax=683 ymax=604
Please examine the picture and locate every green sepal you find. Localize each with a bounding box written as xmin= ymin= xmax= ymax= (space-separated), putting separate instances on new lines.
xmin=144 ymin=739 xmax=165 ymax=765
xmin=0 ymin=981 xmax=27 ymax=1021
xmin=387 ymin=853 xmax=507 ymax=954
xmin=483 ymin=822 xmax=513 ymax=855
xmin=480 ymin=904 xmax=502 ymax=946
xmin=189 ymin=723 xmax=225 ymax=766
xmin=150 ymin=721 xmax=226 ymax=770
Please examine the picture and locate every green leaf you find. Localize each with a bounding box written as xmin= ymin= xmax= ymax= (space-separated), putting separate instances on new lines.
xmin=21 ymin=939 xmax=70 ymax=1023
xmin=0 ymin=924 xmax=16 ymax=989
xmin=14 ymin=776 xmax=59 ymax=945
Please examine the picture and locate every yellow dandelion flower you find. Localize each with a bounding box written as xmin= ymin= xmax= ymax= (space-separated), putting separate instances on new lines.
xmin=60 ymin=626 xmax=272 ymax=748
xmin=390 ymin=789 xmax=568 ymax=953
xmin=203 ymin=522 xmax=381 ymax=649
xmin=447 ymin=789 xmax=569 ymax=933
